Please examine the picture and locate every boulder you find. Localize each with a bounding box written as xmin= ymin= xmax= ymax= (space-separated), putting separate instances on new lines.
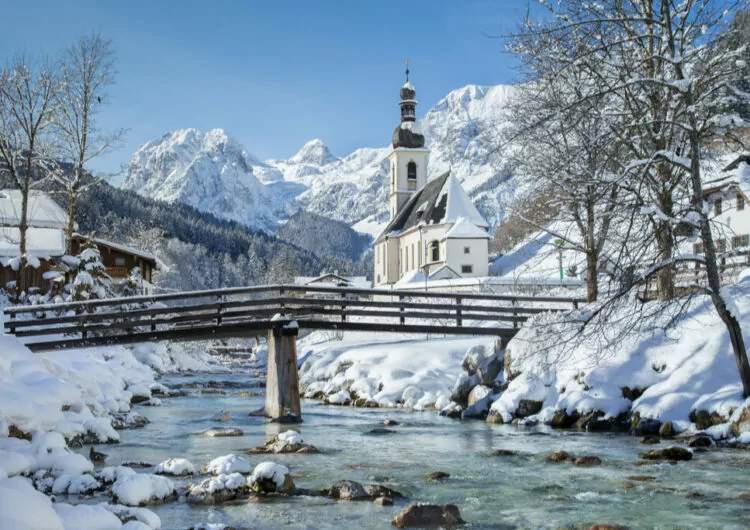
xmin=462 ymin=345 xmax=489 ymax=375
xmin=488 ymin=449 xmax=519 ymax=456
xmin=630 ymin=415 xmax=661 ymax=436
xmin=186 ymin=473 xmax=247 ymax=505
xmin=327 ymin=480 xmax=368 ymax=500
xmin=640 ymin=436 xmax=660 ymax=445
xmin=440 ymin=403 xmax=463 ymax=419
xmin=573 ymin=456 xmax=602 ymax=466
xmin=575 ymin=411 xmax=629 ymax=432
xmin=328 ymin=480 xmax=402 ymax=500
xmin=462 ymin=386 xmax=494 ymax=419
xmin=687 ymin=435 xmax=713 ymax=448
xmin=425 ymin=471 xmax=450 ymax=481
xmin=374 ymin=496 xmax=393 ymax=506
xmin=621 ymin=387 xmax=645 ymax=401
xmin=547 ymin=450 xmax=574 ymax=463
xmin=476 ymin=352 xmax=504 ymax=386
xmin=199 ymin=428 xmax=243 ymax=437
xmin=485 ymin=412 xmax=504 ymax=424
xmin=731 ymin=407 xmax=750 ymax=438
xmin=589 ymin=525 xmax=628 ymax=530
xmin=392 ymin=502 xmax=464 ymax=528
xmin=638 ymin=446 xmax=692 ymax=461
xmin=691 ymin=409 xmax=727 ymax=430
xmin=659 ymin=421 xmax=676 ymax=438
xmin=247 ymin=462 xmax=294 ymax=495
xmin=367 ymin=428 xmax=397 ymax=435
xmin=450 ymin=373 xmax=480 ymax=407
xmin=516 ymin=400 xmax=543 ymax=419
xmin=551 ymin=410 xmax=579 ymax=429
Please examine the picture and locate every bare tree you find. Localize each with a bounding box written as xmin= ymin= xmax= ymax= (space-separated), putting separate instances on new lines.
xmin=54 ymin=32 xmax=124 ymax=252
xmin=506 ymin=0 xmax=750 ymax=395
xmin=0 ymin=55 xmax=58 ymax=293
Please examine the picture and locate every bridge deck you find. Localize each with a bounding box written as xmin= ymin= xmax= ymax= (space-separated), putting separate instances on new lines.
xmin=3 ymin=284 xmax=584 ymax=352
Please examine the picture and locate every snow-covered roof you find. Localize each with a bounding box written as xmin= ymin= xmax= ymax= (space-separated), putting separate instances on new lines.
xmin=376 ymin=171 xmax=489 ymax=242
xmin=402 ymin=81 xmax=415 ymax=91
xmin=703 ymin=153 xmax=750 ymax=198
xmin=0 ymin=190 xmax=68 ymax=229
xmin=0 ymin=226 xmax=66 ymax=260
xmin=73 ymin=234 xmax=157 ymax=263
xmin=441 ymin=216 xmax=490 ymax=240
xmin=295 ymin=274 xmax=371 ymax=289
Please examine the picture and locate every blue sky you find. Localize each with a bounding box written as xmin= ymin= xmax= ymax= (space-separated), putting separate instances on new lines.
xmin=1 ymin=1 xmax=529 ymax=179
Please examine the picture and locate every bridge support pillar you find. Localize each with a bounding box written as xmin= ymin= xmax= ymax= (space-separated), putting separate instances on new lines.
xmin=264 ymin=324 xmax=302 ymax=422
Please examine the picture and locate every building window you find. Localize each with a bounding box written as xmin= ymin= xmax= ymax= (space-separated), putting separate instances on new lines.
xmin=411 ymin=243 xmax=415 ymax=270
xmin=463 ymin=246 xmax=470 ymax=254
xmin=418 ymin=241 xmax=421 ymax=267
xmin=429 ymin=240 xmax=440 ymax=262
xmin=694 ymin=242 xmax=704 ymax=254
xmin=405 ymin=246 xmax=409 ymax=271
xmin=407 ymin=162 xmax=417 ymax=180
xmin=461 ymin=265 xmax=473 ymax=274
xmin=738 ymin=194 xmax=745 ymax=211
xmin=115 ymin=257 xmax=126 ymax=266
xmin=391 ymin=163 xmax=395 ymax=188
xmin=714 ymin=199 xmax=722 ymax=216
xmin=732 ymin=234 xmax=749 ymax=249
xmin=717 ymin=239 xmax=727 ymax=253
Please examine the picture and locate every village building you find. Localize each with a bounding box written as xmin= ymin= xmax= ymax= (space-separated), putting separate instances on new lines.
xmin=0 ymin=189 xmax=156 ymax=293
xmin=373 ymin=69 xmax=490 ymax=287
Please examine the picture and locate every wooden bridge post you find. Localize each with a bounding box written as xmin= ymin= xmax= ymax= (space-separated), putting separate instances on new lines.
xmin=264 ymin=323 xmax=302 ymax=422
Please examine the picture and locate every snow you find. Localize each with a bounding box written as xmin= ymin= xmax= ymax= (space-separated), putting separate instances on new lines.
xmin=0 ymin=476 xmax=64 ymax=529
xmin=97 ymin=466 xmax=137 ymax=484
xmin=277 ymin=430 xmax=303 ymax=445
xmin=0 ymin=226 xmax=67 ymax=260
xmin=53 ymin=503 xmax=122 ymax=530
xmin=205 ymin=454 xmax=252 ymax=475
xmin=489 ymin=281 xmax=750 ymax=428
xmin=441 ymin=216 xmax=491 ymax=240
xmin=247 ymin=462 xmax=289 ymax=489
xmin=103 ymin=504 xmax=161 ymax=529
xmin=112 ymin=474 xmax=175 ymax=506
xmin=192 ymin=472 xmax=246 ymax=494
xmin=435 ymin=174 xmax=489 ymax=228
xmin=0 ymin=190 xmax=68 ymax=229
xmin=51 ymin=473 xmax=101 ymax=494
xmin=300 ymin=331 xmax=495 ymax=409
xmin=153 ymin=457 xmax=195 ymax=476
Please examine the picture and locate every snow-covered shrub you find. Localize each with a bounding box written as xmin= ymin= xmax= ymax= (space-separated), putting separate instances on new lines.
xmin=68 ymin=236 xmax=112 ymax=302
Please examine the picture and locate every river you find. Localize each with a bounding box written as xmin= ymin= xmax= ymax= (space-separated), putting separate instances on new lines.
xmin=89 ymin=369 xmax=750 ymax=529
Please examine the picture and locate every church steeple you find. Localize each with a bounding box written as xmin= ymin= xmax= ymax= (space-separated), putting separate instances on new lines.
xmin=388 ymin=62 xmax=429 ymax=219
xmin=400 ymin=60 xmax=416 ymax=123
xmin=392 ymin=61 xmax=425 ymax=149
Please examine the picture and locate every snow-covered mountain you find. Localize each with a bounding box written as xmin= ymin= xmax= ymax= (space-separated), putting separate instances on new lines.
xmin=121 ymin=129 xmax=291 ymax=233
xmin=122 ymin=84 xmax=521 ymax=236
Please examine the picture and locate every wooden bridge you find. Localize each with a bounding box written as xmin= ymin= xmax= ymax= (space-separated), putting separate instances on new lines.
xmin=3 ymin=284 xmax=584 ymax=421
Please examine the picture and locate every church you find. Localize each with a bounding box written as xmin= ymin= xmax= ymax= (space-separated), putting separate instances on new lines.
xmin=373 ymin=69 xmax=490 ymax=287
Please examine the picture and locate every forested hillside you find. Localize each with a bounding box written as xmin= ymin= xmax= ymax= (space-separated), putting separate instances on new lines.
xmin=74 ymin=182 xmax=369 ymax=291
xmin=276 ymin=210 xmax=371 ymax=261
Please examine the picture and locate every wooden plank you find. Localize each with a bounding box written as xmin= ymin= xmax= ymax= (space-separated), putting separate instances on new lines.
xmin=4 ymin=282 xmax=586 ymax=315
xmin=264 ymin=326 xmax=301 ymax=420
xmin=21 ymin=319 xmax=517 ymax=352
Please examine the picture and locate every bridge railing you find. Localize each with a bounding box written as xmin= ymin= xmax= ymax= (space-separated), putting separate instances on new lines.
xmin=3 ymin=284 xmax=586 ymax=351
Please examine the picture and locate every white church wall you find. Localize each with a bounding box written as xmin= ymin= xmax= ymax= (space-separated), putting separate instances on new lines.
xmin=444 ymin=238 xmax=489 ymax=277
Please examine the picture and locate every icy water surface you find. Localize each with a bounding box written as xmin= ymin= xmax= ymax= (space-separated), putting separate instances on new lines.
xmin=96 ymin=371 xmax=750 ymax=529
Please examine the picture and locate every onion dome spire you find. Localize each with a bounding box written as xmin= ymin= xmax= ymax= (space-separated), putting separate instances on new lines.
xmin=392 ymin=60 xmax=425 ymax=149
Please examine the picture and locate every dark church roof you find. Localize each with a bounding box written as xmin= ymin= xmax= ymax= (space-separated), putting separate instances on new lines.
xmin=376 ymin=171 xmax=451 ymax=241
xmin=392 ymin=124 xmax=425 ymax=149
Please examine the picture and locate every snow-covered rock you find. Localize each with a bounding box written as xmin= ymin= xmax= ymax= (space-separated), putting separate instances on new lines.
xmin=204 ymin=454 xmax=252 ymax=476
xmin=0 ymin=476 xmax=64 ymax=529
xmin=187 ymin=473 xmax=247 ymax=505
xmin=247 ymin=462 xmax=294 ymax=494
xmin=153 ymin=457 xmax=195 ymax=476
xmin=112 ymin=474 xmax=176 ymax=506
xmin=53 ymin=503 xmax=122 ymax=530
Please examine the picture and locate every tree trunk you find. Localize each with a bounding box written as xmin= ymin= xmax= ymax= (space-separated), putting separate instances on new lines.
xmin=687 ymin=122 xmax=750 ymax=397
xmin=18 ymin=144 xmax=34 ymax=294
xmin=586 ymin=250 xmax=598 ymax=303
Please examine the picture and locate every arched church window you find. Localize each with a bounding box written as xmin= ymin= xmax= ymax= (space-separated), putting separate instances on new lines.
xmin=391 ymin=163 xmax=395 ymax=188
xmin=407 ymin=161 xmax=417 ymax=190
xmin=429 ymin=240 xmax=440 ymax=262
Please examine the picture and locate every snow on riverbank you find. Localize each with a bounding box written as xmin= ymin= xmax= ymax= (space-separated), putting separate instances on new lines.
xmin=489 ymin=280 xmax=750 ymax=438
xmin=0 ymin=295 xmax=221 ymax=529
xmin=298 ymin=330 xmax=496 ymax=409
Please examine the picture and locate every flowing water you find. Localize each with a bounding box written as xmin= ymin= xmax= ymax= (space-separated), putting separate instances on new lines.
xmin=90 ymin=369 xmax=750 ymax=530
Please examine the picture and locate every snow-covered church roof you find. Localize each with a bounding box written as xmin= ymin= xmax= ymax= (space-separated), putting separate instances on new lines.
xmin=441 ymin=216 xmax=490 ymax=240
xmin=376 ymin=171 xmax=488 ymax=241
xmin=0 ymin=190 xmax=68 ymax=229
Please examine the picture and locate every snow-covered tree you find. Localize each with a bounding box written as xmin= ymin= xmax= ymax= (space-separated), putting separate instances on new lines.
xmin=508 ymin=0 xmax=750 ymax=395
xmin=68 ymin=236 xmax=111 ymax=301
xmin=121 ymin=266 xmax=143 ymax=297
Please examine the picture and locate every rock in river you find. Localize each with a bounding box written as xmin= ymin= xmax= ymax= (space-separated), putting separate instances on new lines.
xmin=573 ymin=456 xmax=602 ymax=466
xmin=638 ymin=446 xmax=692 ymax=461
xmin=547 ymin=450 xmax=574 ymax=463
xmin=392 ymin=502 xmax=465 ymax=528
xmin=199 ymin=428 xmax=244 ymax=437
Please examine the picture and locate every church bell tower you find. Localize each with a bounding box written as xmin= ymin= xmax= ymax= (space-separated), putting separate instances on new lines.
xmin=388 ymin=61 xmax=429 ymax=219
